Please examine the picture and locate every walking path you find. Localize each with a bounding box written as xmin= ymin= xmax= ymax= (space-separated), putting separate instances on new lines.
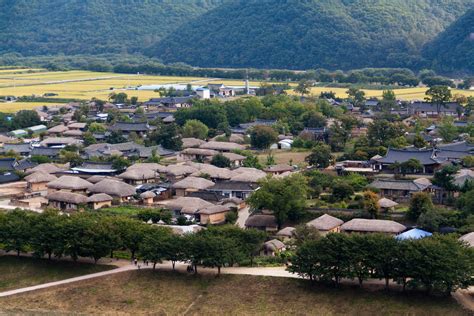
xmin=236 ymin=206 xmax=250 ymax=228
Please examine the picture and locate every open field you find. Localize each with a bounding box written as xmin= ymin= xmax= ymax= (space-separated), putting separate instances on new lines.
xmin=0 ymin=270 xmax=467 ymax=315
xmin=288 ymin=86 xmax=474 ymax=101
xmin=258 ymin=150 xmax=311 ymax=165
xmin=0 ymin=256 xmax=114 ymax=292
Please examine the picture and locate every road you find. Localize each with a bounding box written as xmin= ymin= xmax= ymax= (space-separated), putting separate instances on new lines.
xmin=236 ymin=206 xmax=250 ymax=228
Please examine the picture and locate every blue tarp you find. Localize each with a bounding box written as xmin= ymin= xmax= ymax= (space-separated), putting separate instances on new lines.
xmin=396 ymin=228 xmax=432 ymax=240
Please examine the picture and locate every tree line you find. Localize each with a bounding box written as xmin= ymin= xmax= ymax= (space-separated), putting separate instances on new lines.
xmin=289 ymin=233 xmax=473 ymax=295
xmin=0 ymin=210 xmax=265 ymax=275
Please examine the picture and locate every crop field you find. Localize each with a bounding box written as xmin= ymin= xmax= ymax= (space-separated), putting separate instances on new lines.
xmin=0 ymin=69 xmax=473 ymax=113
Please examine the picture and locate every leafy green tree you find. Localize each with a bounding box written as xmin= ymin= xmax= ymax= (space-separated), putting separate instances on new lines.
xmin=305 ymin=142 xmax=332 ymax=167
xmin=0 ymin=210 xmax=32 ymax=256
xmin=248 ymin=174 xmax=308 ymax=229
xmin=30 ymin=210 xmax=65 ymax=259
xmin=348 ymin=234 xmax=372 ymax=286
xmin=417 ymin=208 xmax=443 ymax=232
xmin=400 ymin=158 xmax=423 ymax=175
xmin=88 ymin=122 xmax=106 ymax=133
xmin=12 ymin=110 xmax=41 ymax=129
xmin=437 ymin=118 xmax=458 ymax=142
xmin=182 ymin=119 xmax=209 ymax=139
xmin=250 ymin=125 xmax=278 ymax=149
xmin=294 ymin=80 xmax=312 ymax=96
xmin=346 ymin=88 xmax=366 ymax=107
xmin=365 ymin=233 xmax=399 ymax=290
xmin=457 ymin=189 xmax=474 ymax=216
xmin=425 ymin=85 xmax=452 ymax=113
xmin=139 ymin=226 xmax=173 ymax=269
xmin=367 ymin=120 xmax=405 ymax=147
xmin=301 ymin=111 xmax=326 ymax=128
xmin=413 ymin=134 xmax=427 ymax=148
xmin=432 ymin=165 xmax=459 ymax=194
xmin=407 ymin=192 xmax=433 ymax=221
xmin=106 ymin=130 xmax=126 ymax=144
xmin=83 ymin=131 xmax=97 ymax=146
xmin=331 ymin=182 xmax=354 ymax=201
xmin=147 ymin=123 xmax=182 ymax=151
xmin=380 ymin=90 xmax=396 ymax=112
xmin=211 ymin=154 xmax=231 ymax=168
xmin=200 ymin=234 xmax=239 ymax=276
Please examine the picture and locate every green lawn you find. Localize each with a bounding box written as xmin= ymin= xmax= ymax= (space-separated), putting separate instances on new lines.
xmin=0 ymin=256 xmax=115 ymax=292
xmin=0 ymin=270 xmax=467 ymax=315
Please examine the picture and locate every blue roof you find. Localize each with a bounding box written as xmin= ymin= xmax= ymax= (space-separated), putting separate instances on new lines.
xmin=396 ymin=228 xmax=432 ymax=240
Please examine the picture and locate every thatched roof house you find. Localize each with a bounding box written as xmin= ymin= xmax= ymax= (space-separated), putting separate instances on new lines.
xmin=164 ymin=197 xmax=214 ymax=215
xmin=199 ymin=141 xmax=245 ymax=152
xmin=127 ymin=163 xmax=167 ymax=173
xmin=25 ymin=172 xmax=57 ymax=183
xmin=87 ymin=193 xmax=113 ymax=203
xmin=191 ymin=165 xmax=233 ymax=180
xmin=182 ymin=137 xmax=206 ymax=148
xmin=262 ymin=239 xmax=285 ymax=256
xmin=172 ymin=176 xmax=215 ymax=196
xmin=118 ymin=168 xmax=157 ymax=184
xmin=47 ymin=191 xmax=88 ymax=210
xmin=89 ymin=179 xmax=136 ymax=201
xmin=165 ymin=164 xmax=199 ymax=178
xmin=86 ymin=175 xmax=121 ymax=184
xmin=307 ymin=214 xmax=344 ymax=233
xmin=276 ymin=227 xmax=296 ymax=238
xmin=341 ymin=219 xmax=406 ymax=234
xmin=26 ymin=163 xmax=65 ymax=175
xmin=47 ymin=176 xmax=93 ymax=192
xmin=459 ymin=232 xmax=474 ymax=247
xmin=245 ymin=214 xmax=278 ymax=231
xmin=378 ymin=198 xmax=398 ymax=209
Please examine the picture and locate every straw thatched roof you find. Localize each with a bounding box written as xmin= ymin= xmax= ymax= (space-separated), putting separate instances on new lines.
xmin=263 ymin=239 xmax=285 ymax=252
xmin=245 ymin=214 xmax=277 ymax=228
xmin=276 ymin=227 xmax=296 ymax=237
xmin=222 ymin=152 xmax=246 ymax=162
xmin=40 ymin=137 xmax=81 ymax=147
xmin=47 ymin=176 xmax=93 ymax=190
xmin=86 ymin=175 xmax=121 ymax=184
xmin=63 ymin=130 xmax=83 ymax=137
xmin=198 ymin=205 xmax=229 ymax=215
xmin=166 ymin=164 xmax=199 ymax=177
xmin=341 ymin=219 xmax=406 ymax=234
xmin=307 ymin=214 xmax=344 ymax=231
xmin=230 ymin=168 xmax=267 ymax=183
xmin=118 ymin=168 xmax=157 ymax=181
xmin=26 ymin=163 xmax=64 ymax=175
xmin=459 ymin=232 xmax=474 ymax=247
xmin=24 ymin=172 xmax=57 ymax=183
xmin=47 ymin=124 xmax=68 ymax=134
xmin=181 ymin=148 xmax=218 ymax=156
xmin=89 ymin=179 xmax=136 ymax=197
xmin=378 ymin=198 xmax=398 ymax=209
xmin=164 ymin=197 xmax=213 ymax=214
xmin=191 ymin=165 xmax=232 ymax=180
xmin=87 ymin=193 xmax=113 ymax=203
xmin=47 ymin=191 xmax=88 ymax=204
xmin=264 ymin=164 xmax=293 ymax=173
xmin=182 ymin=138 xmax=206 ymax=149
xmin=199 ymin=141 xmax=245 ymax=151
xmin=140 ymin=191 xmax=156 ymax=199
xmin=127 ymin=163 xmax=167 ymax=173
xmin=172 ymin=176 xmax=215 ymax=190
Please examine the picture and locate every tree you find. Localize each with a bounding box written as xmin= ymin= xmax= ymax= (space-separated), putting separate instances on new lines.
xmin=425 ymin=85 xmax=452 ymax=114
xmin=250 ymin=125 xmax=278 ymax=149
xmin=305 ymin=142 xmax=332 ymax=168
xmin=83 ymin=131 xmax=96 ymax=146
xmin=400 ymin=158 xmax=422 ymax=176
xmin=12 ymin=110 xmax=41 ymax=129
xmin=30 ymin=210 xmax=65 ymax=259
xmin=363 ymin=191 xmax=379 ymax=218
xmin=302 ymin=111 xmax=326 ymax=128
xmin=88 ymin=122 xmax=106 ymax=133
xmin=407 ymin=192 xmax=433 ymax=221
xmin=417 ymin=208 xmax=443 ymax=232
xmin=200 ymin=234 xmax=239 ymax=276
xmin=106 ymin=130 xmax=126 ymax=144
xmin=182 ymin=119 xmax=209 ymax=139
xmin=294 ymin=80 xmax=312 ymax=96
xmin=147 ymin=123 xmax=183 ymax=151
xmin=380 ymin=90 xmax=396 ymax=112
xmin=109 ymin=92 xmax=128 ymax=104
xmin=139 ymin=226 xmax=172 ymax=269
xmin=346 ymin=88 xmax=366 ymax=108
xmin=432 ymin=165 xmax=459 ymax=197
xmin=367 ymin=120 xmax=405 ymax=147
xmin=437 ymin=118 xmax=458 ymax=142
xmin=211 ymin=154 xmax=231 ymax=168
xmin=413 ymin=134 xmax=427 ymax=148
xmin=457 ymin=189 xmax=474 ymax=216
xmin=0 ymin=210 xmax=32 ymax=256
xmin=365 ymin=234 xmax=399 ymax=290
xmin=248 ymin=174 xmax=308 ymax=229
xmin=331 ymin=182 xmax=354 ymax=201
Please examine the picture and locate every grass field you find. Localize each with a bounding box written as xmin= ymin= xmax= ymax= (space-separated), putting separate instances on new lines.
xmin=0 ymin=68 xmax=473 ymax=113
xmin=0 ymin=256 xmax=114 ymax=292
xmin=258 ymin=150 xmax=311 ymax=166
xmin=0 ymin=270 xmax=467 ymax=315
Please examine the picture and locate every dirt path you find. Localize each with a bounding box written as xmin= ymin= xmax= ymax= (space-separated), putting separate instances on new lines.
xmin=236 ymin=206 xmax=250 ymax=228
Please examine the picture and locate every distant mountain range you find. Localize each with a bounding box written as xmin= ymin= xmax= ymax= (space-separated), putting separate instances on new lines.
xmin=0 ymin=0 xmax=473 ymax=73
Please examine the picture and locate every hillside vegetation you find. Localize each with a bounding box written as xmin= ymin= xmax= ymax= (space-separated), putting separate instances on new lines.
xmin=423 ymin=8 xmax=474 ymax=73
xmin=0 ymin=0 xmax=224 ymax=56
xmin=151 ymin=0 xmax=472 ymax=70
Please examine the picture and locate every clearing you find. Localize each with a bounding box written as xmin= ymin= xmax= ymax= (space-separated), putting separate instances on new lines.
xmin=258 ymin=150 xmax=311 ymax=165
xmin=0 ymin=270 xmax=467 ymax=315
xmin=0 ymin=256 xmax=114 ymax=292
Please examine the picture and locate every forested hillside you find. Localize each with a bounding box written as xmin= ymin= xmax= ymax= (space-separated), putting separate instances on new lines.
xmin=0 ymin=0 xmax=225 ymax=56
xmin=151 ymin=0 xmax=472 ymax=70
xmin=423 ymin=8 xmax=474 ymax=73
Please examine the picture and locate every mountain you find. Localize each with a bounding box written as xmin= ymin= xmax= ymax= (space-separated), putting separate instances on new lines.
xmin=150 ymin=0 xmax=473 ymax=70
xmin=423 ymin=8 xmax=474 ymax=74
xmin=0 ymin=0 xmax=225 ymax=56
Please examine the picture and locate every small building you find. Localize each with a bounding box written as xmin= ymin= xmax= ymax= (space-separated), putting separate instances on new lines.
xmin=24 ymin=172 xmax=57 ymax=193
xmin=47 ymin=124 xmax=69 ymax=136
xmin=261 ymin=239 xmax=285 ymax=256
xmin=222 ymin=152 xmax=246 ymax=168
xmin=199 ymin=141 xmax=245 ymax=152
xmin=87 ymin=193 xmax=113 ymax=210
xmin=341 ymin=219 xmax=406 ymax=235
xmin=162 ymin=197 xmax=214 ymax=219
xmin=263 ymin=164 xmax=293 ymax=176
xmin=207 ymin=181 xmax=259 ymax=199
xmin=172 ymin=176 xmax=215 ymax=197
xmin=89 ymin=179 xmax=136 ymax=203
xmin=179 ymin=148 xmax=218 ymax=162
xmin=245 ymin=215 xmax=278 ymax=232
xmin=46 ymin=176 xmax=93 ymax=195
xmin=72 ymin=162 xmax=117 ymax=175
xmin=196 ymin=88 xmax=210 ymax=99
xmin=369 ymin=178 xmax=431 ymax=202
xmin=378 ymin=197 xmax=399 ymax=212
xmin=306 ymin=214 xmax=344 ymax=235
xmin=110 ymin=122 xmax=152 ymax=136
xmin=118 ymin=168 xmax=158 ymax=185
xmin=40 ymin=137 xmax=81 ymax=148
xmin=372 ymin=148 xmax=440 ymax=174
xmin=182 ymin=137 xmax=206 ymax=149
xmin=47 ymin=191 xmax=88 ymax=211
xmin=276 ymin=227 xmax=296 ymax=241
xmin=198 ymin=205 xmax=229 ymax=225
xmin=140 ymin=191 xmax=156 ymax=205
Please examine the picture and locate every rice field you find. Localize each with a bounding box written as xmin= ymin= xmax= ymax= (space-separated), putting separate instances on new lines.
xmin=0 ymin=68 xmax=473 ymax=113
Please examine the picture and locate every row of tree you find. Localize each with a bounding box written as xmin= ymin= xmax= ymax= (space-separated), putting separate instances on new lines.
xmin=289 ymin=233 xmax=473 ymax=294
xmin=0 ymin=210 xmax=266 ymax=275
